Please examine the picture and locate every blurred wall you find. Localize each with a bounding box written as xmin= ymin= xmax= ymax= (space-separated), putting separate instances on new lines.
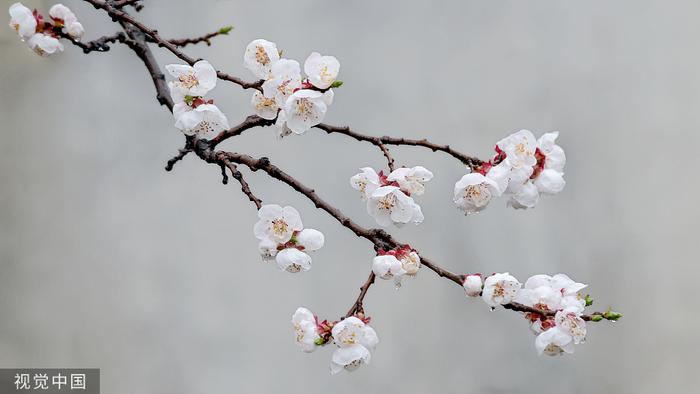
xmin=1 ymin=0 xmax=698 ymax=392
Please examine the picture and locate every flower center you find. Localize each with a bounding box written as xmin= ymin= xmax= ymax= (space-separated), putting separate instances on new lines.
xmin=255 ymin=96 xmax=277 ymax=110
xmin=465 ymin=184 xmax=491 ymax=207
xmin=178 ymin=72 xmax=199 ymax=89
xmin=378 ymin=193 xmax=397 ymax=211
xmin=255 ymin=45 xmax=270 ymax=65
xmin=320 ymin=65 xmax=333 ymax=83
xmin=356 ymin=180 xmax=367 ymax=194
xmin=493 ymin=282 xmax=505 ymax=297
xmin=294 ymin=323 xmax=305 ymax=342
xmin=337 ymin=327 xmax=358 ymax=345
xmin=295 ymin=98 xmax=313 ymax=118
xmin=194 ymin=119 xmax=218 ymax=135
xmin=344 ymin=359 xmax=363 ymax=371
xmin=544 ymin=344 xmax=563 ymax=355
xmin=401 ymin=253 xmax=420 ymax=275
xmin=271 ymin=218 xmax=288 ymax=236
xmin=277 ymin=79 xmax=293 ymax=96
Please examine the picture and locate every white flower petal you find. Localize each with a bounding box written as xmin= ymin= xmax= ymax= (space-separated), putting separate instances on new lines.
xmin=296 ymin=228 xmax=324 ymax=251
xmin=244 ymin=39 xmax=280 ymax=79
xmin=304 ymin=52 xmax=340 ymax=89
xmin=276 ymin=248 xmax=312 ymax=273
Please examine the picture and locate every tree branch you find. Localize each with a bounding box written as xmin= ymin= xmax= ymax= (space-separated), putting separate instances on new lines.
xmin=346 ymin=272 xmax=375 ymax=317
xmin=113 ymin=0 xmax=143 ymax=11
xmin=57 ymin=31 xmax=131 ymax=53
xmin=165 ymin=26 xmax=234 ymax=47
xmin=192 ymin=145 xmax=604 ymax=322
xmin=316 ymin=123 xmax=483 ymax=170
xmin=71 ymin=0 xmax=616 ymax=327
xmin=84 ymin=0 xmax=263 ymax=90
xmin=209 ymin=115 xmax=275 ymax=148
xmin=216 ymin=155 xmax=263 ymax=209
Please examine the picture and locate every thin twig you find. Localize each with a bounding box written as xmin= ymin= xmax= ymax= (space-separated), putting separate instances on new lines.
xmin=113 ymin=0 xmax=143 ymax=10
xmin=217 ymin=155 xmax=263 ymax=209
xmin=346 ymin=272 xmax=376 ymax=317
xmin=165 ymin=147 xmax=192 ymax=171
xmin=165 ymin=27 xmax=233 ymax=48
xmin=209 ymin=115 xmax=275 ymax=148
xmin=316 ymin=123 xmax=483 ymax=170
xmin=56 ymin=31 xmax=130 ymax=53
xmin=85 ymin=0 xmax=263 ymax=90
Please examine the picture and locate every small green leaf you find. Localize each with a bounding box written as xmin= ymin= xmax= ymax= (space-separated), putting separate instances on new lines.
xmin=584 ymin=294 xmax=594 ymax=307
xmin=590 ymin=315 xmax=603 ymax=322
xmin=314 ymin=338 xmax=326 ymax=346
xmin=330 ymin=80 xmax=344 ymax=88
xmin=218 ymin=26 xmax=234 ymax=35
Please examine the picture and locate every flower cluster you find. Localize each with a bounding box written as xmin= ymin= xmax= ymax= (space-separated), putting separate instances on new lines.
xmin=292 ymin=308 xmax=378 ymax=374
xmin=372 ymin=245 xmax=421 ymax=288
xmin=463 ymin=272 xmax=595 ymax=356
xmin=8 ymin=3 xmax=84 ymax=57
xmin=166 ymin=60 xmax=230 ymax=137
xmin=253 ymin=204 xmax=324 ymax=273
xmin=244 ymin=39 xmax=340 ymax=137
xmin=351 ymin=166 xmax=433 ymax=227
xmin=454 ymin=129 xmax=566 ymax=214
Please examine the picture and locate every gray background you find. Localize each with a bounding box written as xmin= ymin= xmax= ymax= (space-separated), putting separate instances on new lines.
xmin=1 ymin=0 xmax=697 ymax=393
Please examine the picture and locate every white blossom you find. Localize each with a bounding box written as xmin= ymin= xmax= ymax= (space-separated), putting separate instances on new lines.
xmin=533 ymin=132 xmax=566 ymax=195
xmin=166 ymin=60 xmax=217 ymax=98
xmin=27 ymin=33 xmax=63 ymax=57
xmin=262 ymin=58 xmax=301 ymax=107
xmin=399 ymin=251 xmax=421 ymax=276
xmin=518 ymin=273 xmax=587 ymax=313
xmin=276 ymin=247 xmax=312 ymax=273
xmin=350 ymin=167 xmax=380 ymax=200
xmin=9 ymin=2 xmax=36 ymax=39
xmin=387 ymin=166 xmax=433 ymax=196
xmin=253 ymin=204 xmax=303 ymax=244
xmin=463 ymin=274 xmax=483 ymax=297
xmin=453 ymin=173 xmax=501 ymax=214
xmin=322 ymin=89 xmax=334 ymax=106
xmin=244 ymin=39 xmax=280 ymax=79
xmin=481 ymin=272 xmax=521 ymax=307
xmin=485 ymin=161 xmax=511 ymax=195
xmin=257 ymin=237 xmax=278 ymax=261
xmin=372 ymin=255 xmax=405 ymax=280
xmin=296 ymin=228 xmax=325 ymax=251
xmin=292 ymin=307 xmax=321 ymax=353
xmin=554 ymin=308 xmax=587 ymax=344
xmin=533 ymin=169 xmax=565 ymax=195
xmin=49 ymin=4 xmax=83 ymax=40
xmin=497 ymin=130 xmax=538 ymax=185
xmin=508 ymin=180 xmax=539 ymax=210
xmin=537 ymin=132 xmax=566 ymax=173
xmin=173 ymin=102 xmax=229 ymax=136
xmin=367 ymin=186 xmax=423 ymax=227
xmin=330 ymin=317 xmax=378 ymax=374
xmin=274 ymin=110 xmax=292 ymax=138
xmin=251 ymin=90 xmax=279 ymax=120
xmin=304 ymin=52 xmax=340 ymax=90
xmin=535 ymin=326 xmax=575 ymax=356
xmin=283 ymin=89 xmax=327 ymax=134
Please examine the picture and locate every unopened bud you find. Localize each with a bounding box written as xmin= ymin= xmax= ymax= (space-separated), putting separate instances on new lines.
xmin=218 ymin=26 xmax=234 ymax=35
